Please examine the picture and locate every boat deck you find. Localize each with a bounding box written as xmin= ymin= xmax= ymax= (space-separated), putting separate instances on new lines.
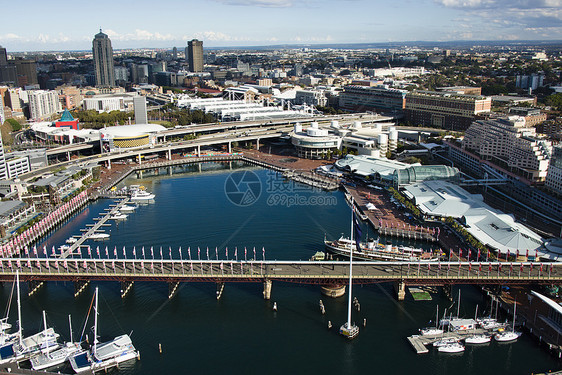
xmin=407 ymin=328 xmax=492 ymax=354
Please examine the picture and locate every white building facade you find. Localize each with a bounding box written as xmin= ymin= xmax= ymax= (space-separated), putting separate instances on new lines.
xmin=28 ymin=90 xmax=61 ymax=120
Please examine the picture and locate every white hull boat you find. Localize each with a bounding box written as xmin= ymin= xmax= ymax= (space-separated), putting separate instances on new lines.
xmin=88 ymin=233 xmax=110 ymax=241
xmin=465 ymin=334 xmax=491 ymax=344
xmin=438 ymin=342 xmax=465 ymax=353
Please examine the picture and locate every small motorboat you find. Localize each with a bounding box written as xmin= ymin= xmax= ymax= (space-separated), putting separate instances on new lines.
xmin=438 ymin=341 xmax=465 ymax=353
xmin=465 ymin=334 xmax=491 ymax=344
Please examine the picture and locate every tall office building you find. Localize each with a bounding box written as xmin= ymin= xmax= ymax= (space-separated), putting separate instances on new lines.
xmin=13 ymin=58 xmax=38 ymax=86
xmin=92 ymin=29 xmax=116 ymax=87
xmin=0 ymin=46 xmax=7 ymax=66
xmin=187 ymin=39 xmax=203 ymax=72
xmin=0 ymin=134 xmax=6 ymax=180
xmin=133 ymin=96 xmax=147 ymax=124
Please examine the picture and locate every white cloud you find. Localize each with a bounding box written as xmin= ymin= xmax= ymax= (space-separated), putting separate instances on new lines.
xmin=212 ymin=0 xmax=293 ymax=7
xmin=104 ymin=29 xmax=176 ymax=42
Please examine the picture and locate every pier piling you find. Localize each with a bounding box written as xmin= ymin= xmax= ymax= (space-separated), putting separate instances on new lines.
xmin=120 ymin=281 xmax=134 ymax=298
xmin=74 ymin=280 xmax=90 ymax=297
xmin=395 ymin=281 xmax=406 ymax=301
xmin=28 ymin=280 xmax=44 ymax=296
xmin=263 ymin=279 xmax=272 ymax=300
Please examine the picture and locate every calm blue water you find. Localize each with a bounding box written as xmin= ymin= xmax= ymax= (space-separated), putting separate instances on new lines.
xmin=8 ymin=161 xmax=559 ymax=374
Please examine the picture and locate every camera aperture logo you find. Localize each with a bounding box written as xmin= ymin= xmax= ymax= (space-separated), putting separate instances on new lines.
xmin=224 ymin=170 xmax=262 ymax=207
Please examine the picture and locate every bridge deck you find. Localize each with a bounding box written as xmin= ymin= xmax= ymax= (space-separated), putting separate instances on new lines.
xmin=0 ymin=259 xmax=559 ymax=284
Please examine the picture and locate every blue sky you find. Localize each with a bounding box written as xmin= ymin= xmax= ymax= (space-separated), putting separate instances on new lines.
xmin=1 ymin=0 xmax=561 ymax=51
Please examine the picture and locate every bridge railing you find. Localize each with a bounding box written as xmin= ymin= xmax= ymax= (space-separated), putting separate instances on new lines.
xmin=0 ymin=259 xmax=559 ymax=283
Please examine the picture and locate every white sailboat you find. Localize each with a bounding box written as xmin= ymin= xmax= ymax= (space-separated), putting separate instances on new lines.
xmin=31 ymin=315 xmax=82 ymax=371
xmin=465 ymin=305 xmax=491 ymax=344
xmin=494 ymin=300 xmax=522 ymax=343
xmin=339 ymin=201 xmax=359 ymax=340
xmin=420 ymin=305 xmax=443 ymax=336
xmin=69 ymin=287 xmax=139 ymax=373
xmin=0 ymin=273 xmax=60 ymax=364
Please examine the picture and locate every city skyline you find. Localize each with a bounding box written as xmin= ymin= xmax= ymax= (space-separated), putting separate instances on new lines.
xmin=1 ymin=0 xmax=561 ymax=52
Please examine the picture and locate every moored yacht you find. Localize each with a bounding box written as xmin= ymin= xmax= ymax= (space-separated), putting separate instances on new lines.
xmin=69 ymin=288 xmax=139 ymax=373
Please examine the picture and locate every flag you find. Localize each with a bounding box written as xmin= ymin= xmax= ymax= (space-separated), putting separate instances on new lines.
xmin=253 ymin=247 xmax=256 ymax=260
xmin=179 ymin=247 xmax=182 ymax=259
xmin=24 ymin=247 xmax=28 ymax=256
xmin=45 ymin=260 xmax=49 ymax=269
xmin=7 ymin=260 xmax=11 ymax=268
xmin=114 ymin=247 xmax=117 ymax=257
xmin=352 ymin=211 xmax=363 ymax=253
xmin=197 ymin=247 xmax=201 ymax=260
xmin=83 ymin=260 xmax=87 ymax=269
xmin=151 ymin=247 xmax=154 ymax=259
xmin=244 ymin=247 xmax=247 ymax=260
xmin=262 ymin=247 xmax=265 ymax=260
xmin=188 ymin=247 xmax=191 ymax=260
xmin=169 ymin=247 xmax=172 ymax=259
xmin=64 ymin=260 xmax=68 ymax=269
xmin=87 ymin=246 xmax=91 ymax=258
xmin=459 ymin=249 xmax=462 ymax=259
xmin=133 ymin=247 xmax=136 ymax=259
xmin=54 ymin=260 xmax=58 ymax=269
xmin=215 ymin=247 xmax=218 ymax=260
xmin=105 ymin=247 xmax=109 ymax=258
xmin=468 ymin=249 xmax=471 ymax=260
xmin=142 ymin=247 xmax=145 ymax=259
xmin=160 ymin=247 xmax=163 ymax=259
xmin=510 ymin=263 xmax=513 ymax=272
xmin=96 ymin=247 xmax=100 ymax=257
xmin=225 ymin=247 xmax=228 ymax=259
xmin=33 ymin=246 xmax=38 ymax=256
xmin=112 ymin=261 xmax=115 ymax=270
xmin=540 ymin=263 xmax=543 ymax=273
xmin=235 ymin=247 xmax=238 ymax=260
xmin=123 ymin=246 xmax=126 ymax=257
xmin=206 ymin=247 xmax=209 ymax=260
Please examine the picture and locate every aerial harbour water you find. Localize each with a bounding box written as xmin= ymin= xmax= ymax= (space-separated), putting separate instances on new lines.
xmin=12 ymin=161 xmax=561 ymax=374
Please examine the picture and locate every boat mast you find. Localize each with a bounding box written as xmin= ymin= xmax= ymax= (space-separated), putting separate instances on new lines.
xmin=456 ymin=290 xmax=461 ymax=318
xmin=93 ymin=287 xmax=99 ymax=356
xmin=436 ymin=305 xmax=439 ymax=329
xmin=68 ymin=315 xmax=73 ymax=344
xmin=42 ymin=310 xmax=47 ymax=350
xmin=512 ymin=299 xmax=516 ymax=332
xmin=347 ymin=199 xmax=354 ymax=329
xmin=16 ymin=271 xmax=22 ymax=347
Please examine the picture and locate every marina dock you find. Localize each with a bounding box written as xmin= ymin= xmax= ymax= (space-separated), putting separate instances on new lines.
xmin=407 ymin=328 xmax=493 ymax=354
xmin=60 ymin=198 xmax=131 ymax=259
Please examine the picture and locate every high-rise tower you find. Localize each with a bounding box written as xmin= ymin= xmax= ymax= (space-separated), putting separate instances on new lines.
xmin=187 ymin=39 xmax=203 ymax=72
xmin=92 ymin=29 xmax=115 ymax=87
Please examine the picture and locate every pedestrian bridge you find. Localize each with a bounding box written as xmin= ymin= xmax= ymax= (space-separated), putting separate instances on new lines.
xmin=1 ymin=258 xmax=559 ymax=285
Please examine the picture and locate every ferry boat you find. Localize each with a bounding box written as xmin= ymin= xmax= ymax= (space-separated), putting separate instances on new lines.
xmin=324 ymin=236 xmax=439 ymax=262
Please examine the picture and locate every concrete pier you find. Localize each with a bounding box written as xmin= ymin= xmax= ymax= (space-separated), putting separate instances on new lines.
xmin=396 ymin=281 xmax=406 ymax=301
xmin=263 ymin=279 xmax=272 ymax=300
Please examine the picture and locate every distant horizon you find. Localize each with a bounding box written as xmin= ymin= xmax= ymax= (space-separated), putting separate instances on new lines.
xmin=5 ymin=39 xmax=562 ymax=54
xmin=2 ymin=0 xmax=561 ymax=52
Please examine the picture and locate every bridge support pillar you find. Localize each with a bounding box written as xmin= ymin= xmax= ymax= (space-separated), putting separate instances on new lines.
xmin=168 ymin=282 xmax=180 ymax=299
xmin=263 ymin=279 xmax=272 ymax=300
xmin=197 ymin=145 xmax=201 ymax=157
xmin=216 ymin=282 xmax=225 ymax=300
xmin=256 ymin=138 xmax=260 ymax=151
xmin=228 ymin=142 xmax=231 ymax=154
xmin=167 ymin=149 xmax=171 ymax=160
xmin=74 ymin=280 xmax=90 ymax=297
xmin=28 ymin=280 xmax=44 ymax=297
xmin=67 ymin=151 xmax=71 ymax=161
xmin=107 ymin=159 xmax=111 ymax=170
xmin=120 ymin=281 xmax=134 ymax=298
xmin=395 ymin=281 xmax=406 ymax=301
xmin=138 ymin=154 xmax=142 ymax=165
xmin=443 ymin=284 xmax=453 ymax=301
